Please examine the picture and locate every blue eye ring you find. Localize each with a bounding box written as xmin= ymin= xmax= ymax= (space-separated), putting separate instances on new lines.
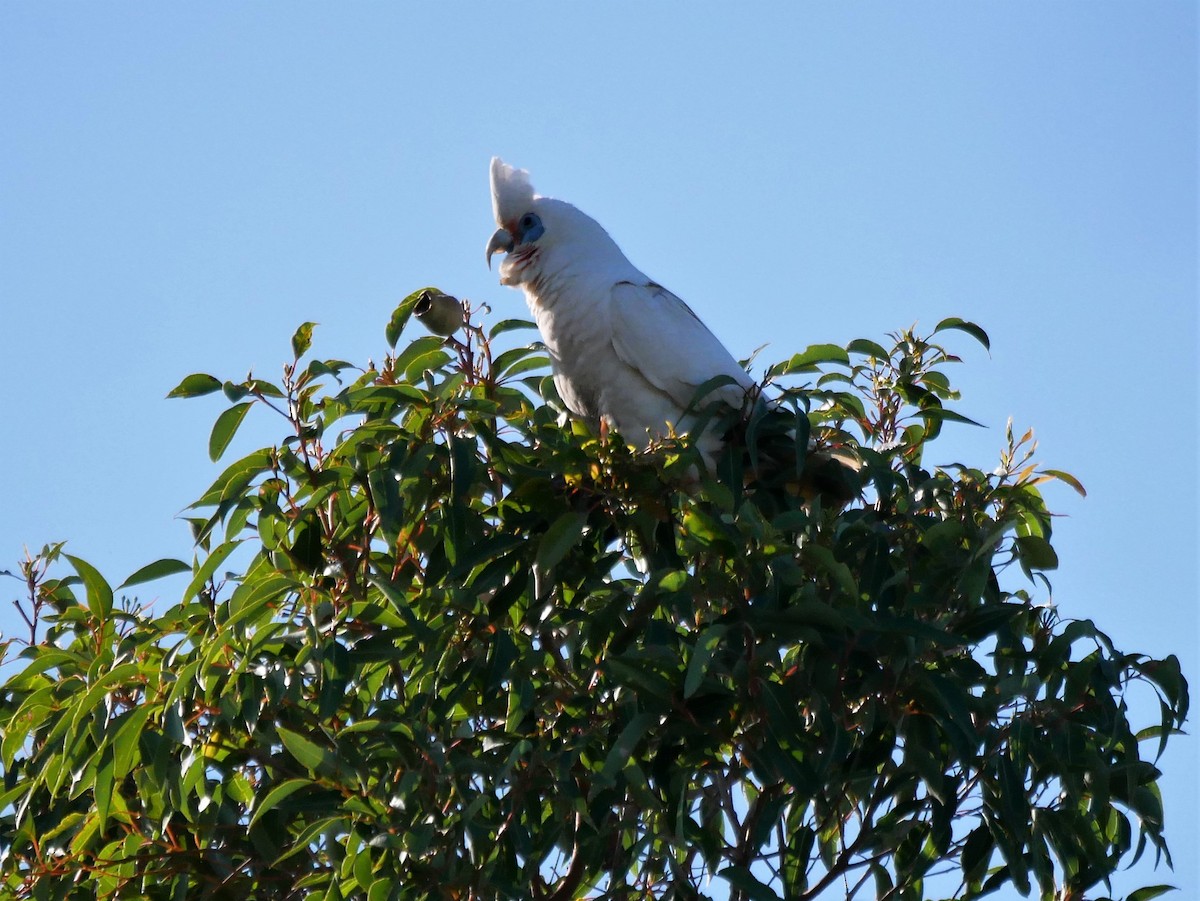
xmin=518 ymin=212 xmax=545 ymax=242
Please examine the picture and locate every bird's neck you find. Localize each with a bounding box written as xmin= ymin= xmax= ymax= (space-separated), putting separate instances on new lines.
xmin=523 ymin=246 xmax=644 ymax=314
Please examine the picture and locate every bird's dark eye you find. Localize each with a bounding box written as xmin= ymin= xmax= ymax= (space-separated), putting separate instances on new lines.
xmin=518 ymin=212 xmax=545 ymax=242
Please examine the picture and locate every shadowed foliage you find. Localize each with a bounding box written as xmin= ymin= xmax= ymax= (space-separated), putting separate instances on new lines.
xmin=0 ymin=292 xmax=1188 ymax=900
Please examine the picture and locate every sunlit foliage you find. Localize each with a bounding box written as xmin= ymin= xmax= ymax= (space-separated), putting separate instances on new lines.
xmin=0 ymin=292 xmax=1187 ymax=900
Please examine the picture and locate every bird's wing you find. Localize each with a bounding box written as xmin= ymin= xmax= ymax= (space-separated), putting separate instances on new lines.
xmin=609 ymin=280 xmax=755 ymax=414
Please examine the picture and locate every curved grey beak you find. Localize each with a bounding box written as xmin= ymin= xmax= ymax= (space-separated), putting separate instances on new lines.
xmin=486 ymin=227 xmax=514 ymax=269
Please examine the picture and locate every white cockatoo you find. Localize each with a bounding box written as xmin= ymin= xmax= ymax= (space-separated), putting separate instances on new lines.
xmin=485 ymin=158 xmax=756 ymax=464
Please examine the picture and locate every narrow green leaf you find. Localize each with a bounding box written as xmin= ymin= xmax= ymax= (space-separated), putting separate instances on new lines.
xmin=192 ymin=448 xmax=273 ymax=508
xmin=605 ymin=658 xmax=676 ymax=699
xmin=271 ymin=815 xmax=348 ymax=866
xmin=369 ymin=575 xmax=435 ymax=643
xmin=501 ymin=354 xmax=551 ymax=379
xmin=913 ymin=407 xmax=985 ymax=428
xmin=348 ymin=844 xmax=372 ymax=894
xmin=118 ymin=558 xmax=190 ymax=589
xmin=167 ymin=373 xmax=221 ymax=398
xmin=227 ymin=572 xmax=295 ymax=628
xmin=66 ymin=662 xmax=144 ymax=741
xmin=209 ymin=402 xmax=254 ymax=462
xmin=492 ymin=347 xmax=539 ymax=378
xmin=65 ymin=554 xmax=113 ymax=620
xmin=292 ymin=321 xmax=317 ymax=359
xmin=761 ymin=680 xmax=810 ymax=749
xmin=278 ymin=727 xmax=334 ymax=773
xmin=719 ymin=865 xmax=781 ymax=901
xmin=961 ymin=825 xmax=994 ymax=883
xmin=403 ymin=348 xmax=452 ymax=384
xmin=534 ymin=512 xmax=587 ymax=583
xmin=112 ymin=705 xmax=152 ymax=778
xmin=598 ymin=712 xmax=655 ymax=788
xmin=1127 ymin=886 xmax=1177 ymax=901
xmin=392 ymin=334 xmax=447 ymax=373
xmin=803 ymin=544 xmax=858 ymax=598
xmin=684 ymin=625 xmax=726 ymax=699
xmin=182 ymin=539 xmax=243 ymax=605
xmin=1041 ymin=468 xmax=1087 ymax=497
xmin=249 ymin=777 xmax=313 ymax=828
xmin=488 ymin=318 xmax=537 ymax=339
xmin=94 ymin=751 xmax=114 ymax=836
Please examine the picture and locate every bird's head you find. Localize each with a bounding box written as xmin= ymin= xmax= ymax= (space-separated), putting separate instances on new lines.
xmin=486 ymin=157 xmax=627 ymax=287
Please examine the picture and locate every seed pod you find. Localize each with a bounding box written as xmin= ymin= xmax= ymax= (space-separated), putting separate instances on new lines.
xmin=413 ymin=290 xmax=464 ymax=337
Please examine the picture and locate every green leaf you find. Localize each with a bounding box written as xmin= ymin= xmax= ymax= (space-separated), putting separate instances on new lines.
xmin=93 ymin=752 xmax=115 ymax=836
xmin=292 ymin=321 xmax=317 ymax=359
xmin=605 ymin=657 xmax=675 ymax=700
xmin=684 ymin=625 xmax=726 ymax=699
xmin=278 ymin=727 xmax=335 ymax=773
xmin=386 ymin=287 xmax=437 ymax=348
xmin=1015 ymin=535 xmax=1059 ymax=571
xmin=369 ymin=575 xmax=435 ymax=644
xmin=719 ymin=865 xmax=781 ymax=901
xmin=209 ymin=402 xmax=254 ymax=462
xmin=247 ymin=378 xmax=285 ymax=398
xmin=934 ymin=317 xmax=991 ymax=352
xmin=1127 ymin=886 xmax=1177 ymax=901
xmin=182 ymin=539 xmax=243 ymax=605
xmin=598 ymin=711 xmax=655 ymax=788
xmin=534 ymin=512 xmax=587 ymax=583
xmin=492 ymin=346 xmax=541 ymax=378
xmin=4 ymin=305 xmax=1185 ymax=896
xmin=167 ymin=372 xmax=221 ymax=398
xmin=785 ymin=343 xmax=851 ymax=371
xmin=227 ymin=572 xmax=295 ymax=628
xmin=760 ymin=680 xmax=810 ymax=750
xmin=498 ymin=354 xmax=549 ymax=379
xmin=913 ymin=406 xmax=985 ymax=428
xmin=961 ymin=825 xmax=993 ymax=883
xmin=393 ymin=334 xmax=448 ymax=374
xmin=112 ymin=705 xmax=152 ymax=778
xmin=66 ymin=662 xmax=144 ymax=743
xmin=803 ymin=544 xmax=858 ymax=598
xmin=119 ymin=557 xmax=190 ymax=589
xmin=403 ymin=348 xmax=452 ymax=384
xmin=249 ymin=777 xmax=313 ymax=828
xmin=846 ymin=337 xmax=890 ymax=360
xmin=193 ymin=448 xmax=273 ymax=508
xmin=65 ymin=554 xmax=113 ymax=620
xmin=488 ymin=318 xmax=537 ymax=339
xmin=1041 ymin=468 xmax=1087 ymax=497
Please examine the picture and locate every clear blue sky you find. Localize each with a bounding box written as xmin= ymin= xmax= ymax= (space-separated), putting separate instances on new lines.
xmin=2 ymin=5 xmax=1195 ymax=898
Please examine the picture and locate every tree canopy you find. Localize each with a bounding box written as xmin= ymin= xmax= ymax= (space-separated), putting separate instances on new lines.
xmin=0 ymin=291 xmax=1188 ymax=900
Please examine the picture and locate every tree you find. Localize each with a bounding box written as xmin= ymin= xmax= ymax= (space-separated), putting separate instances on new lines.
xmin=0 ymin=290 xmax=1188 ymax=900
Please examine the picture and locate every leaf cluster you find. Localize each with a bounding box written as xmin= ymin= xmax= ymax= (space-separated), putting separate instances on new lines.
xmin=0 ymin=295 xmax=1188 ymax=901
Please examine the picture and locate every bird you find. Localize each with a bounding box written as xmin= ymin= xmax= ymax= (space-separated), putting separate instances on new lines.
xmin=485 ymin=158 xmax=859 ymax=502
xmin=485 ymin=158 xmax=757 ymax=460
